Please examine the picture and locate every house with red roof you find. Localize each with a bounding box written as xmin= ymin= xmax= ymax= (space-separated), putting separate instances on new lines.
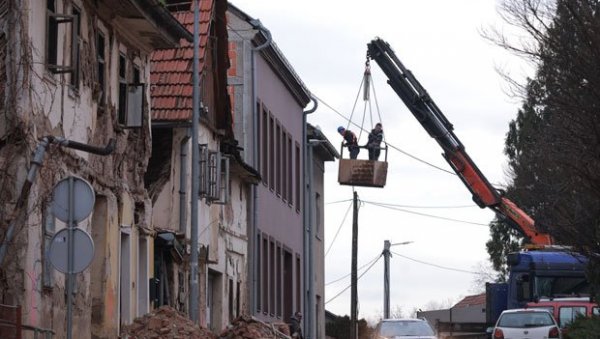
xmin=147 ymin=0 xmax=259 ymax=332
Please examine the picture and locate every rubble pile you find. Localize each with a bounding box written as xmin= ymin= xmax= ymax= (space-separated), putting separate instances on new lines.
xmin=122 ymin=305 xmax=216 ymax=339
xmin=218 ymin=315 xmax=291 ymax=339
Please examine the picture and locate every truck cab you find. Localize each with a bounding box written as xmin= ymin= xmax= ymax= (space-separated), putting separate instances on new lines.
xmin=507 ymin=251 xmax=589 ymax=310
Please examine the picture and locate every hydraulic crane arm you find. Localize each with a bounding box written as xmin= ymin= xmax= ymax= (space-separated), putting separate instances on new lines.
xmin=366 ymin=37 xmax=552 ymax=245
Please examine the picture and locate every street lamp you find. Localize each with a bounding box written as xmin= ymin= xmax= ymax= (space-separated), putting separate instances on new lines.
xmin=383 ymin=240 xmax=413 ymax=319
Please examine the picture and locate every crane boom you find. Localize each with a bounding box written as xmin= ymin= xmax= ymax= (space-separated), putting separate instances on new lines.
xmin=366 ymin=37 xmax=552 ymax=245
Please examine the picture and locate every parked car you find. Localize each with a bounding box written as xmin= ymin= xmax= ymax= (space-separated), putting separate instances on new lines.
xmin=373 ymin=318 xmax=437 ymax=339
xmin=491 ymin=308 xmax=561 ymax=339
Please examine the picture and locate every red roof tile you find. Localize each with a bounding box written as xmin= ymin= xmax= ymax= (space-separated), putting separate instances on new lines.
xmin=150 ymin=1 xmax=213 ymax=122
xmin=453 ymin=293 xmax=486 ymax=308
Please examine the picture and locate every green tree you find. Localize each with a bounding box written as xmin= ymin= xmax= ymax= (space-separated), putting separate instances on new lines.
xmin=486 ymin=1 xmax=600 ymax=286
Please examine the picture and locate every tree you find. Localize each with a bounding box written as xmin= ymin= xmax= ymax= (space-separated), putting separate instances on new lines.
xmin=487 ymin=0 xmax=600 ymax=298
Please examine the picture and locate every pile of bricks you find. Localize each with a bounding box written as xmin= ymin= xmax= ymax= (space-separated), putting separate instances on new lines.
xmin=122 ymin=306 xmax=216 ymax=339
xmin=217 ymin=315 xmax=291 ymax=339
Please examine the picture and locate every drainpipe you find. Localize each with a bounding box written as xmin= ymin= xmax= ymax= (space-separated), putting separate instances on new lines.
xmin=248 ymin=18 xmax=271 ymax=315
xmin=303 ymin=96 xmax=318 ymax=339
xmin=179 ymin=133 xmax=190 ymax=234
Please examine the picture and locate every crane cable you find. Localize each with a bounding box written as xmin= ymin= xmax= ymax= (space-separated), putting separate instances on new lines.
xmin=345 ymin=57 xmax=386 ymax=146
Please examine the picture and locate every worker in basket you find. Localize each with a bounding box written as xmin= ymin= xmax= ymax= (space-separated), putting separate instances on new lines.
xmin=366 ymin=122 xmax=383 ymax=161
xmin=337 ymin=126 xmax=360 ymax=159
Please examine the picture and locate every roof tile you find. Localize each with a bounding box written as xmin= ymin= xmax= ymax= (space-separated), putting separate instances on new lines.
xmin=150 ymin=0 xmax=214 ymax=122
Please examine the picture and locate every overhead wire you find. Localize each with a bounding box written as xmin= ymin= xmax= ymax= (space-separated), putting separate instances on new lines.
xmin=390 ymin=250 xmax=478 ymax=274
xmin=363 ymin=200 xmax=490 ymax=227
xmin=325 ymin=253 xmax=382 ymax=286
xmin=325 ymin=254 xmax=382 ymax=305
xmin=324 ymin=201 xmax=353 ymax=257
xmin=362 ymin=200 xmax=477 ymax=209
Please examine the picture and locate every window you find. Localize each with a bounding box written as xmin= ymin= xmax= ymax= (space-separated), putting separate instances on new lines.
xmin=69 ymin=5 xmax=81 ymax=89
xmin=276 ymin=123 xmax=281 ymax=196
xmin=97 ymin=31 xmax=106 ymax=105
xmin=558 ymin=306 xmax=586 ymax=328
xmin=296 ymin=255 xmax=301 ymax=313
xmin=228 ymin=279 xmax=234 ymax=322
xmin=118 ymin=53 xmax=127 ymax=123
xmin=262 ymin=108 xmax=268 ymax=183
xmin=118 ymin=55 xmax=144 ymax=128
xmin=256 ymin=233 xmax=262 ymax=312
xmin=282 ymin=131 xmax=287 ymax=202
xmin=295 ymin=143 xmax=300 ymax=212
xmin=46 ymin=0 xmax=74 ymax=73
xmin=287 ymin=135 xmax=292 ymax=204
xmin=270 ymin=240 xmax=275 ymax=315
xmin=316 ymin=192 xmax=321 ymax=234
xmin=261 ymin=108 xmax=268 ymax=185
xmin=276 ymin=244 xmax=282 ymax=317
xmin=269 ymin=116 xmax=274 ymax=190
xmin=262 ymin=237 xmax=268 ymax=314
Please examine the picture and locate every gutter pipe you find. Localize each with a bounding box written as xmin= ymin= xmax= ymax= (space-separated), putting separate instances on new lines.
xmin=303 ymin=96 xmax=318 ymax=339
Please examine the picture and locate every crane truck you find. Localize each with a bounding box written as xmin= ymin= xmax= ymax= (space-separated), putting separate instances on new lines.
xmin=366 ymin=37 xmax=589 ymax=326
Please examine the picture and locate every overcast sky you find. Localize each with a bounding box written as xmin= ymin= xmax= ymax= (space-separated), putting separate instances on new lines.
xmin=229 ymin=0 xmax=533 ymax=322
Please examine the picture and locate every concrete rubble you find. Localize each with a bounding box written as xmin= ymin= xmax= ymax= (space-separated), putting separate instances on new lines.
xmin=123 ymin=306 xmax=292 ymax=339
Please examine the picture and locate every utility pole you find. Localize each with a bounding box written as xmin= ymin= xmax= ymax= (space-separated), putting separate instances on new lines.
xmin=350 ymin=191 xmax=358 ymax=339
xmin=383 ymin=240 xmax=391 ymax=319
xmin=189 ymin=0 xmax=200 ymax=323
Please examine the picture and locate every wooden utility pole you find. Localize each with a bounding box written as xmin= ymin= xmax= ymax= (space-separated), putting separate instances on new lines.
xmin=350 ymin=191 xmax=358 ymax=339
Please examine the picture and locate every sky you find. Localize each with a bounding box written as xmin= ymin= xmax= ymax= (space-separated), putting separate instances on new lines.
xmin=229 ymin=0 xmax=533 ymax=322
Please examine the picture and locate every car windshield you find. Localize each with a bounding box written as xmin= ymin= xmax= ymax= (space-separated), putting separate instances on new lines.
xmin=379 ymin=321 xmax=434 ymax=336
xmin=498 ymin=312 xmax=555 ymax=328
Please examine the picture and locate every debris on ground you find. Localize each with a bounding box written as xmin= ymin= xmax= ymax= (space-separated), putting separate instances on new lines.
xmin=122 ymin=305 xmax=217 ymax=339
xmin=218 ymin=315 xmax=291 ymax=339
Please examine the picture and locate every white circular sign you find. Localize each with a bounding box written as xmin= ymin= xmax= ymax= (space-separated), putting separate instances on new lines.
xmin=48 ymin=228 xmax=95 ymax=274
xmin=52 ymin=176 xmax=95 ymax=223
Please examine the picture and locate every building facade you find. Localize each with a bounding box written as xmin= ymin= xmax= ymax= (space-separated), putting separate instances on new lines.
xmin=0 ymin=0 xmax=190 ymax=338
xmin=148 ymin=0 xmax=259 ymax=332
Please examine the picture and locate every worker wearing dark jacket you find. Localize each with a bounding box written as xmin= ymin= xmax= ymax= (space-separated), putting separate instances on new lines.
xmin=338 ymin=126 xmax=360 ymax=159
xmin=367 ymin=123 xmax=383 ymax=161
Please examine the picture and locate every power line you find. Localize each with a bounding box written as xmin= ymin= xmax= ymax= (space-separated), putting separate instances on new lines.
xmin=390 ymin=250 xmax=477 ymax=275
xmin=312 ymin=93 xmax=455 ymax=175
xmin=325 ymin=254 xmax=382 ymax=305
xmin=361 ymin=200 xmax=477 ymax=209
xmin=325 ymin=253 xmax=382 ymax=286
xmin=325 ymin=199 xmax=353 ymax=205
xmin=325 ymin=201 xmax=353 ymax=258
xmin=364 ymin=201 xmax=490 ymax=227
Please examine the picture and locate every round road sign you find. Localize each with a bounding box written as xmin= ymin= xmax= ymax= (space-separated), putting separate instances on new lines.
xmin=52 ymin=176 xmax=95 ymax=223
xmin=48 ymin=228 xmax=95 ymax=273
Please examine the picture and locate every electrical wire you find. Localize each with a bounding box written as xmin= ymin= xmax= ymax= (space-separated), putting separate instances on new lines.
xmin=324 ymin=201 xmax=353 ymax=258
xmin=364 ymin=201 xmax=490 ymax=227
xmin=390 ymin=250 xmax=477 ymax=274
xmin=361 ymin=200 xmax=477 ymax=209
xmin=312 ymin=94 xmax=456 ymax=175
xmin=325 ymin=199 xmax=353 ymax=205
xmin=325 ymin=253 xmax=382 ymax=286
xmin=325 ymin=254 xmax=382 ymax=305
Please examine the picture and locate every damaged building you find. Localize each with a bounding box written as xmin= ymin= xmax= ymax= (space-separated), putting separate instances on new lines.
xmin=0 ymin=0 xmax=190 ymax=337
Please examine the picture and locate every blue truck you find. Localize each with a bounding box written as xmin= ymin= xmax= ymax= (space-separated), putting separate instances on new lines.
xmin=366 ymin=38 xmax=590 ymax=326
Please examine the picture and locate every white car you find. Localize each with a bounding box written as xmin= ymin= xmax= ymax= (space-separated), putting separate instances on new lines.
xmin=373 ymin=318 xmax=437 ymax=339
xmin=492 ymin=308 xmax=561 ymax=339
